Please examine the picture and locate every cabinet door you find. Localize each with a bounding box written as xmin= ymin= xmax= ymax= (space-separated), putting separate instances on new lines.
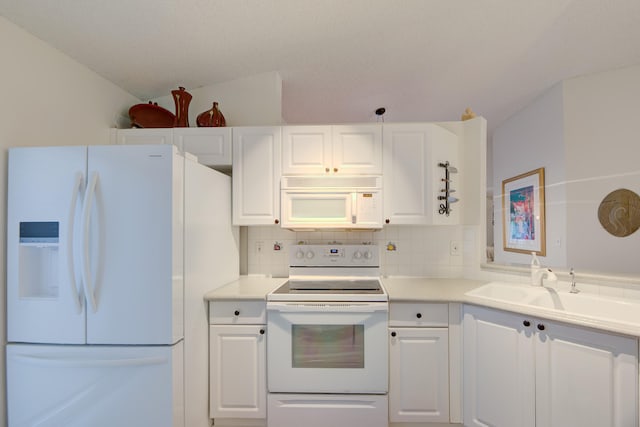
xmin=209 ymin=325 xmax=266 ymax=419
xmin=232 ymin=127 xmax=281 ymax=225
xmin=113 ymin=128 xmax=173 ymax=145
xmin=382 ymin=123 xmax=431 ymax=225
xmin=281 ymin=125 xmax=331 ymax=174
xmin=383 ymin=123 xmax=458 ymax=225
xmin=389 ymin=327 xmax=449 ymax=423
xmin=173 ymin=128 xmax=232 ymax=167
xmin=535 ymin=320 xmax=638 ymax=427
xmin=332 ymin=124 xmax=382 ymax=174
xmin=463 ymin=305 xmax=535 ymax=427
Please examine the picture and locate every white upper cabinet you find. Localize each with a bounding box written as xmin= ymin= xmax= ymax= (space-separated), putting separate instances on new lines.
xmin=282 ymin=125 xmax=382 ymax=175
xmin=173 ymin=128 xmax=232 ymax=167
xmin=382 ymin=123 xmax=459 ymax=225
xmin=112 ymin=128 xmax=173 ymax=146
xmin=232 ymin=126 xmax=282 ymax=226
xmin=112 ymin=128 xmax=232 ymax=167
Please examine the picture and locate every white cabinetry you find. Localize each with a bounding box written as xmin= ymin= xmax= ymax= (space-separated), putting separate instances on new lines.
xmin=382 ymin=123 xmax=459 ymax=225
xmin=209 ymin=300 xmax=267 ymax=421
xmin=173 ymin=128 xmax=232 ymax=167
xmin=232 ymin=127 xmax=281 ymax=226
xmin=463 ymin=305 xmax=638 ymax=427
xmin=282 ymin=124 xmax=382 ymax=175
xmin=112 ymin=128 xmax=232 ymax=167
xmin=112 ymin=128 xmax=173 ymax=146
xmin=389 ymin=303 xmax=450 ymax=423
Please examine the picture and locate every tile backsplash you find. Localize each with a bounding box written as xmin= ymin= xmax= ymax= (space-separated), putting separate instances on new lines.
xmin=246 ymin=225 xmax=479 ymax=278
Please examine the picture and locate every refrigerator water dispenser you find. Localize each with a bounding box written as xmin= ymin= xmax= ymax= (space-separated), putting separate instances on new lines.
xmin=19 ymin=221 xmax=60 ymax=298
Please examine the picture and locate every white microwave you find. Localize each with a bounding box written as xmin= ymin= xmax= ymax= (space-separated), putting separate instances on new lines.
xmin=280 ymin=176 xmax=383 ymax=230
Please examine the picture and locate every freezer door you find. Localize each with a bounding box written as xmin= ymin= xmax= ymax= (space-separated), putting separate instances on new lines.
xmin=85 ymin=144 xmax=183 ymax=345
xmin=6 ymin=343 xmax=184 ymax=427
xmin=7 ymin=146 xmax=87 ymax=344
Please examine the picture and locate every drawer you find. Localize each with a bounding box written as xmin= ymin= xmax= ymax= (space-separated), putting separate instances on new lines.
xmin=209 ymin=300 xmax=266 ymax=324
xmin=389 ymin=302 xmax=448 ymax=327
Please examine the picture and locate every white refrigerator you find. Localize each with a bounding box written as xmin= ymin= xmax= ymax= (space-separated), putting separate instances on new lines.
xmin=6 ymin=144 xmax=239 ymax=427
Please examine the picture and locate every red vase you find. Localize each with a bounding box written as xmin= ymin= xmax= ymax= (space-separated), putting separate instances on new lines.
xmin=171 ymin=86 xmax=192 ymax=127
xmin=196 ymin=102 xmax=226 ymax=127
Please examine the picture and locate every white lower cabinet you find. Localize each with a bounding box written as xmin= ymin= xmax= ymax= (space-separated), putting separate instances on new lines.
xmin=463 ymin=305 xmax=638 ymax=427
xmin=209 ymin=301 xmax=267 ymax=422
xmin=389 ymin=303 xmax=451 ymax=424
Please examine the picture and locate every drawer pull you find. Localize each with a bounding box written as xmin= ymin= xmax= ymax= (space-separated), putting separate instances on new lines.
xmin=537 ymin=323 xmax=545 ymax=331
xmin=234 ymin=310 xmax=240 ymax=316
xmin=259 ymin=329 xmax=265 ymax=335
xmin=523 ymin=320 xmax=531 ymax=327
xmin=391 ymin=331 xmax=397 ymax=337
xmin=416 ymin=313 xmax=422 ymax=319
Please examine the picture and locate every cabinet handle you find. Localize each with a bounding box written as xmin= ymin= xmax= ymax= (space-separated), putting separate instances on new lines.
xmin=234 ymin=310 xmax=240 ymax=316
xmin=274 ymin=219 xmax=280 ymax=224
xmin=391 ymin=331 xmax=397 ymax=337
xmin=385 ymin=219 xmax=390 ymax=224
xmin=523 ymin=320 xmax=531 ymax=327
xmin=259 ymin=329 xmax=265 ymax=335
xmin=325 ymin=167 xmax=330 ymax=173
xmin=416 ymin=313 xmax=422 ymax=319
xmin=537 ymin=323 xmax=545 ymax=331
xmin=333 ymin=167 xmax=338 ymax=173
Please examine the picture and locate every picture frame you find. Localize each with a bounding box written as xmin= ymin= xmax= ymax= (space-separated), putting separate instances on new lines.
xmin=502 ymin=167 xmax=546 ymax=255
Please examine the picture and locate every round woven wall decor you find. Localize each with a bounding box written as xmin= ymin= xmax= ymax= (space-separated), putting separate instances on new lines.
xmin=597 ymin=188 xmax=640 ymax=237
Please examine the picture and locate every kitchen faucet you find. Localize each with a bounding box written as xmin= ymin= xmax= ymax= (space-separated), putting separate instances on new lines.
xmin=532 ymin=267 xmax=558 ymax=287
xmin=569 ymin=268 xmax=580 ymax=293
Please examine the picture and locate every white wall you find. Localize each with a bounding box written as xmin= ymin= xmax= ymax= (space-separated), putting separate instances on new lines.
xmin=492 ymin=63 xmax=640 ymax=276
xmin=492 ymin=82 xmax=567 ymax=268
xmin=563 ymin=64 xmax=640 ymax=275
xmin=0 ymin=16 xmax=139 ymax=427
xmin=151 ymin=71 xmax=283 ymax=127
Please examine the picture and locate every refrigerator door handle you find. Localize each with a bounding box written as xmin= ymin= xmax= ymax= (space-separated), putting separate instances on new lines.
xmin=68 ymin=172 xmax=84 ymax=314
xmin=81 ymin=172 xmax=98 ymax=313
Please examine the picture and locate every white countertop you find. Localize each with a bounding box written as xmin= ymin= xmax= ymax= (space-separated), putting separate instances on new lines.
xmin=381 ymin=277 xmax=486 ymax=302
xmin=204 ymin=276 xmax=287 ymax=301
xmin=204 ymin=276 xmax=640 ymax=338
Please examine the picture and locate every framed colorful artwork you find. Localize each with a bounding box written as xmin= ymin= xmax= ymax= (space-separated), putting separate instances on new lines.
xmin=502 ymin=167 xmax=546 ymax=255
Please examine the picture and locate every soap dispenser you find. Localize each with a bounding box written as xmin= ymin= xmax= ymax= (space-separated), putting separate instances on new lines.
xmin=530 ymin=252 xmax=541 ymax=286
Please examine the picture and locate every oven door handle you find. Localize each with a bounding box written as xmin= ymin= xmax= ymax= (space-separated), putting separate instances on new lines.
xmin=267 ymin=302 xmax=388 ymax=313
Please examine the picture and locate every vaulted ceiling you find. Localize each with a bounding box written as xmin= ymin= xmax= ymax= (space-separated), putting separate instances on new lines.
xmin=2 ymin=0 xmax=639 ymax=131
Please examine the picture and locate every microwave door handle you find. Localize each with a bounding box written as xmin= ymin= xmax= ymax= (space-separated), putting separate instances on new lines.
xmin=351 ymin=193 xmax=357 ymax=224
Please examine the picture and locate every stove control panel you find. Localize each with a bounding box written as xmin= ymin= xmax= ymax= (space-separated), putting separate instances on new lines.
xmin=290 ymin=244 xmax=379 ymax=267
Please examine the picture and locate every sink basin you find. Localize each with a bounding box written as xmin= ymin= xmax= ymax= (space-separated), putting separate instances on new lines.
xmin=527 ymin=291 xmax=640 ymax=325
xmin=465 ymin=282 xmax=536 ymax=304
xmin=467 ymin=282 xmax=640 ymax=328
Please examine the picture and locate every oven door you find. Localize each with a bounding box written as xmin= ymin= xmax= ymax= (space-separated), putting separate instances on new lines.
xmin=267 ymin=301 xmax=388 ymax=394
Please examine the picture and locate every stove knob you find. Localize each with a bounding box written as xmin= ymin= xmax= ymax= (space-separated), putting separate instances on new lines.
xmin=305 ymin=251 xmax=315 ymax=259
xmin=353 ymin=251 xmax=362 ymax=259
xmin=296 ymin=250 xmax=305 ymax=259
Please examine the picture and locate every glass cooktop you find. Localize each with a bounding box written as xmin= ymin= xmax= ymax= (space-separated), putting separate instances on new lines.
xmin=271 ymin=279 xmax=384 ymax=295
